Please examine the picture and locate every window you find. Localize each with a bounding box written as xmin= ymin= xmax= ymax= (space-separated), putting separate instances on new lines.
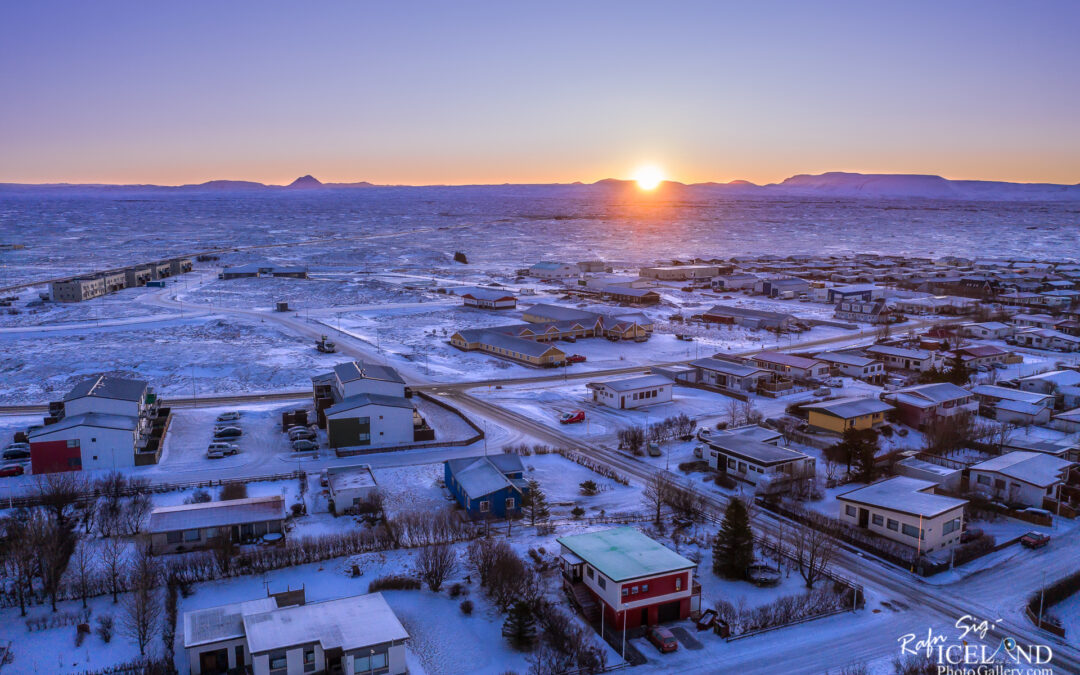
xmin=901 ymin=523 xmax=922 ymax=539
xmin=675 ymin=577 xmax=682 ymax=591
xmin=597 ymin=576 xmax=606 ymax=589
xmin=586 ymin=566 xmax=594 ymax=579
xmin=738 ymin=462 xmax=747 ymax=473
xmin=845 ymin=505 xmax=856 ymax=517
xmin=354 ymin=651 xmax=387 ymax=673
xmin=183 ymin=529 xmax=200 ymax=542
xmin=269 ymin=650 xmax=287 ymax=673
xmin=622 ymin=587 xmax=628 ymax=597
xmin=887 ymin=519 xmax=899 ymax=531
xmin=631 ymin=586 xmax=639 ymax=594
xmin=727 ymin=458 xmax=736 ymax=469
xmin=166 ymin=531 xmax=182 ymax=544
xmin=506 ymin=498 xmax=516 ymax=510
xmin=943 ymin=518 xmax=960 ymax=535
xmin=871 ymin=514 xmax=884 ymax=526
xmin=304 ymin=645 xmax=316 ymax=672
xmin=976 ymin=475 xmax=990 ymax=486
xmin=479 ymin=500 xmax=490 ymax=513
xmin=641 ymin=584 xmax=649 ymax=593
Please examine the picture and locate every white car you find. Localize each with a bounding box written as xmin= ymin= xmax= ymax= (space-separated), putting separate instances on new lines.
xmin=288 ymin=427 xmax=316 ymax=441
xmin=207 ymin=442 xmax=239 ymax=455
xmin=291 ymin=439 xmax=318 ymax=452
xmin=824 ymin=378 xmax=843 ymax=388
xmin=216 ymin=411 xmax=241 ymax=422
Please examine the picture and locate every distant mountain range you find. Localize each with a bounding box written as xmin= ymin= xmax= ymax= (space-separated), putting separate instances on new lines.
xmin=2 ymin=171 xmax=1078 ymax=201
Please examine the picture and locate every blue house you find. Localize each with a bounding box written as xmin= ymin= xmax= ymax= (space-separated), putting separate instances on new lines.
xmin=445 ymin=454 xmax=529 ymax=519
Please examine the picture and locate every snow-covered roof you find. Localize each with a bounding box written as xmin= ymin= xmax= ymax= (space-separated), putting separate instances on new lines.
xmin=969 ymin=322 xmax=1009 ymax=330
xmin=690 ymin=357 xmax=767 ymax=378
xmin=970 ymin=451 xmax=1073 ymax=487
xmin=521 ymin=303 xmax=598 ymax=322
xmin=445 ymin=454 xmax=525 ymax=499
xmin=972 ymin=385 xmax=1051 ymax=405
xmin=184 ymin=597 xmax=277 ymax=648
xmin=602 ymin=286 xmax=658 ymax=298
xmin=895 ymin=457 xmax=961 ymax=477
xmin=813 ymin=351 xmax=879 ymax=368
xmin=703 ymin=424 xmax=784 ymax=445
xmin=702 ymin=435 xmax=807 ymax=466
xmin=994 ymin=399 xmax=1048 ymax=417
xmin=557 ymin=527 xmax=694 ymax=582
xmin=333 ymin=360 xmax=405 ymax=385
xmin=457 ymin=330 xmax=566 ymax=358
xmin=243 ymin=593 xmax=408 ymax=655
xmin=462 ymin=288 xmax=517 ymax=301
xmin=148 ymin=496 xmax=285 ymax=534
xmin=752 ymin=351 xmax=823 ymax=370
xmin=703 ymin=305 xmax=793 ymax=321
xmin=530 ymin=261 xmax=573 ymax=270
xmin=802 ymin=397 xmax=893 ymax=419
xmin=837 ymin=477 xmax=967 ymax=518
xmin=885 ymin=383 xmax=972 ymax=407
xmin=865 ymin=345 xmax=934 ymax=360
xmin=327 ymin=465 xmax=377 ymax=493
xmin=325 ymin=393 xmax=413 ymax=417
xmin=63 ymin=375 xmax=147 ymax=402
xmin=29 ymin=413 xmax=138 ymax=438
xmin=1019 ymin=370 xmax=1080 ymax=387
xmin=591 ymin=374 xmax=672 ymax=392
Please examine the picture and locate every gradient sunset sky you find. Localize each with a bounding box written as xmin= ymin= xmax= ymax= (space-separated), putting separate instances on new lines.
xmin=1 ymin=1 xmax=1078 ymax=186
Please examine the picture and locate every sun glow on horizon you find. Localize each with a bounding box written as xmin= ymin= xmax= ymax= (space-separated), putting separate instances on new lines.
xmin=633 ymin=165 xmax=664 ymax=190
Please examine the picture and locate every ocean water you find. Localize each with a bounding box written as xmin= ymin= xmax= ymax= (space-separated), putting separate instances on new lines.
xmin=1 ymin=189 xmax=1078 ymax=287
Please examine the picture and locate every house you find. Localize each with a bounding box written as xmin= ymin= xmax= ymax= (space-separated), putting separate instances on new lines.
xmin=325 ymin=464 xmax=378 ymax=513
xmin=639 ymin=265 xmax=719 ymax=281
xmin=864 ymin=345 xmax=942 ymax=372
xmin=587 ymin=375 xmax=673 ymax=409
xmin=951 ymin=344 xmax=1010 ymax=368
xmin=1002 ymin=432 xmax=1080 ymax=462
xmin=521 ymin=303 xmax=603 ymax=325
xmin=558 ymin=527 xmax=698 ymax=630
xmin=600 ymin=286 xmax=661 ymax=305
xmin=444 ymin=454 xmax=529 ymax=519
xmin=700 ymin=432 xmax=814 ymax=488
xmin=148 ymin=496 xmax=286 ymax=554
xmin=686 ymin=357 xmax=773 ymax=393
xmin=837 ymin=477 xmax=966 ymax=553
xmin=1013 ymin=313 xmax=1064 ymax=330
xmin=750 ymin=351 xmax=829 ymax=381
xmin=529 ymin=261 xmax=580 ymax=279
xmin=880 ymin=383 xmax=978 ymax=428
xmin=813 ymin=351 xmax=885 ymax=383
xmin=30 ymin=375 xmax=162 ymax=473
xmin=1017 ymin=370 xmax=1080 ymax=397
xmin=894 ymin=457 xmax=963 ymax=492
xmin=220 ymin=264 xmax=308 ymax=280
xmin=461 ymin=288 xmax=517 ymax=309
xmin=220 ymin=264 xmax=261 ymax=279
xmin=125 ymin=265 xmax=154 ymax=288
xmin=1012 ymin=328 xmax=1080 ymax=352
xmin=311 ymin=361 xmax=420 ymax=450
xmin=801 ymin=397 xmax=893 ymax=435
xmin=834 ymin=298 xmax=894 ymax=324
xmin=827 ymin=284 xmax=879 ymax=304
xmin=701 ymin=305 xmax=795 ymax=331
xmin=184 ymin=590 xmax=409 ymax=675
xmin=449 ymin=328 xmax=568 ymax=365
xmin=971 ymin=384 xmax=1053 ymax=424
xmin=1052 ymin=408 xmax=1080 ymax=434
xmin=964 ymin=322 xmax=1013 ymax=339
xmin=50 ymin=277 xmax=106 ymax=302
xmin=754 ymin=277 xmax=810 ymax=298
xmin=893 ymin=296 xmax=978 ymax=315
xmin=969 ymin=451 xmax=1075 ymax=507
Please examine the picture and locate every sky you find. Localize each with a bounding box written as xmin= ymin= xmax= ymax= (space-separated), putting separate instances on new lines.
xmin=1 ymin=1 xmax=1078 ymax=186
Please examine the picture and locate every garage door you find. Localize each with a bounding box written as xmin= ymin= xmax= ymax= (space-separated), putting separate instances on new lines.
xmin=658 ymin=600 xmax=681 ymax=623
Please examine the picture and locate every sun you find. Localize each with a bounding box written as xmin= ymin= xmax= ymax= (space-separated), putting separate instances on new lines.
xmin=633 ymin=165 xmax=664 ymax=191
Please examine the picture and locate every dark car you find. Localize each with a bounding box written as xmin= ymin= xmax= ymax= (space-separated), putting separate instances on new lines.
xmin=1020 ymin=532 xmax=1051 ymax=549
xmin=0 ymin=464 xmax=25 ymax=478
xmin=3 ymin=448 xmax=31 ymax=460
xmin=647 ymin=626 xmax=678 ymax=653
xmin=214 ymin=426 xmax=243 ymax=439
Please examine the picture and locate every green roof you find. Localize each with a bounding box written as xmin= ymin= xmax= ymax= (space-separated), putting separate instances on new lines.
xmin=556 ymin=527 xmax=694 ymax=582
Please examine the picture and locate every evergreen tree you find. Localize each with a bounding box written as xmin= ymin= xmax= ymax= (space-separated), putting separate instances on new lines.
xmin=713 ymin=498 xmax=754 ymax=579
xmin=851 ymin=429 xmax=880 ymax=483
xmin=946 ymin=351 xmax=971 ymax=385
xmin=522 ymin=480 xmax=550 ymax=526
xmin=502 ymin=600 xmax=538 ymax=651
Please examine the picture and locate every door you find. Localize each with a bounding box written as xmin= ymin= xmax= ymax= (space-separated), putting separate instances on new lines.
xmin=199 ymin=648 xmax=228 ymax=675
xmin=658 ymin=601 xmax=681 ymax=623
xmin=858 ymin=508 xmax=869 ymax=528
xmin=641 ymin=607 xmax=649 ymax=626
xmin=234 ymin=645 xmax=244 ymax=670
xmin=620 ymin=396 xmax=625 ymax=409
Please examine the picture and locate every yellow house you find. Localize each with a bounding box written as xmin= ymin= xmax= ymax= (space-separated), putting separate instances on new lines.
xmin=802 ymin=397 xmax=893 ymax=434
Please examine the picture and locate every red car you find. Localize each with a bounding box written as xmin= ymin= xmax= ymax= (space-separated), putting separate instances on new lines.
xmin=559 ymin=410 xmax=585 ymax=424
xmin=1020 ymin=532 xmax=1051 ymax=549
xmin=647 ymin=626 xmax=678 ymax=653
xmin=0 ymin=464 xmax=25 ymax=478
xmin=566 ymin=354 xmax=587 ymax=363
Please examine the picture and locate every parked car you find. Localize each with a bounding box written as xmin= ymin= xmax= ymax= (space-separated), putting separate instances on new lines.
xmin=291 ymin=439 xmax=319 ymax=452
xmin=560 ymin=410 xmax=585 ymax=424
xmin=675 ymin=334 xmax=694 ymax=342
xmin=207 ymin=442 xmax=239 ymax=455
xmin=206 ymin=448 xmax=225 ymax=459
xmin=647 ymin=626 xmax=678 ymax=653
xmin=4 ymin=442 xmax=29 ymax=452
xmin=824 ymin=378 xmax=843 ymax=388
xmin=813 ymin=387 xmax=831 ymax=396
xmin=1020 ymin=532 xmax=1051 ymax=549
xmin=561 ymin=336 xmax=577 ymax=343
xmin=288 ymin=427 xmax=317 ymax=441
xmin=214 ymin=426 xmax=243 ymax=439
xmin=566 ymin=354 xmax=587 ymax=363
xmin=2 ymin=448 xmax=31 ymax=461
xmin=992 ymin=362 xmax=1008 ymax=370
xmin=216 ymin=411 xmax=241 ymax=422
xmin=693 ymin=445 xmax=705 ymax=459
xmin=0 ymin=464 xmax=25 ymax=477
xmin=647 ymin=442 xmax=661 ymax=457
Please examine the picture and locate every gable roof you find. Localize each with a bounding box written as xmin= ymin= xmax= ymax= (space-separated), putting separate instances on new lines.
xmin=690 ymin=357 xmax=767 ymax=378
xmin=865 ymin=345 xmax=935 ymax=360
xmin=148 ymin=496 xmax=285 ymax=534
xmin=802 ymin=397 xmax=893 ymax=419
xmin=837 ymin=477 xmax=966 ymax=518
xmin=64 ymin=375 xmax=147 ymax=402
xmin=703 ymin=305 xmax=793 ymax=321
xmin=332 ymin=361 xmax=405 ymax=385
xmin=752 ymin=351 xmax=823 ymax=370
xmin=445 ymin=454 xmax=526 ymax=499
xmin=521 ymin=303 xmax=599 ymax=322
xmin=970 ymin=451 xmax=1073 ymax=487
xmin=243 ymin=593 xmax=408 ymax=655
xmin=972 ymin=384 xmax=1051 ymax=405
xmin=324 ymin=393 xmax=413 ymax=417
xmin=557 ymin=527 xmax=693 ymax=582
xmin=885 ymin=382 xmax=971 ymax=407
xmin=813 ymin=351 xmax=880 ymax=368
xmin=29 ymin=413 xmax=138 ymax=438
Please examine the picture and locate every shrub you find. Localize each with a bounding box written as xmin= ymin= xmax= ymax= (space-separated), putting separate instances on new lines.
xmin=449 ymin=583 xmax=464 ymax=598
xmin=453 ymin=251 xmax=469 ymax=264
xmin=579 ymin=480 xmax=598 ymax=496
xmin=570 ymin=506 xmax=585 ymax=519
xmin=368 ymin=575 xmax=421 ymax=592
xmin=95 ymin=615 xmax=114 ymax=643
xmin=184 ymin=489 xmax=212 ymax=505
xmin=290 ymin=502 xmax=305 ymax=517
xmin=460 ymin=599 xmax=474 ymax=615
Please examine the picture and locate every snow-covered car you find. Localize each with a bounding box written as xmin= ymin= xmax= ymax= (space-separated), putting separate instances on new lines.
xmin=206 ymin=448 xmax=225 ymax=459
xmin=288 ymin=427 xmax=317 ymax=441
xmin=216 ymin=411 xmax=241 ymax=422
xmin=824 ymin=378 xmax=843 ymax=388
xmin=207 ymin=442 xmax=239 ymax=455
xmin=291 ymin=439 xmax=319 ymax=452
xmin=3 ymin=448 xmax=31 ymax=460
xmin=214 ymin=426 xmax=243 ymax=439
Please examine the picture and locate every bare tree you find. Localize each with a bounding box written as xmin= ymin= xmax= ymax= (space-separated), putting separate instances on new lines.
xmin=923 ymin=412 xmax=975 ymax=456
xmin=740 ymin=400 xmax=762 ymax=426
xmin=28 ymin=508 xmax=76 ymax=611
xmin=35 ymin=472 xmax=86 ymax=528
xmin=99 ymin=535 xmax=128 ymax=603
xmin=119 ymin=544 xmax=162 ymax=656
xmin=726 ymin=398 xmax=742 ymax=427
xmin=1 ymin=513 xmax=35 ymax=616
xmin=416 ymin=543 xmax=457 ymax=592
xmin=71 ymin=539 xmax=95 ymax=608
xmin=793 ymin=525 xmax=836 ymax=589
xmin=642 ymin=473 xmax=673 ymax=523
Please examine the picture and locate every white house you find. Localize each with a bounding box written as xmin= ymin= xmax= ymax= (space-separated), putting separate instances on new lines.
xmin=332 ymin=361 xmax=407 ymax=399
xmin=837 ymin=477 xmax=967 ymax=553
xmin=184 ymin=591 xmax=409 ymax=675
xmin=324 ymin=395 xmax=415 ymax=450
xmin=325 ymin=464 xmax=378 ymax=513
xmin=969 ymin=451 xmax=1075 ymax=508
xmin=700 ymin=428 xmax=814 ymax=488
xmin=461 ymin=288 xmax=517 ymax=310
xmin=963 ymin=322 xmax=1013 ymax=340
xmin=813 ymin=351 xmax=886 ymax=383
xmin=587 ymin=374 xmax=673 ymax=409
xmin=529 ymin=261 xmax=581 ymax=279
xmin=750 ymin=351 xmax=829 ymax=381
xmin=864 ymin=345 xmax=942 ymax=372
